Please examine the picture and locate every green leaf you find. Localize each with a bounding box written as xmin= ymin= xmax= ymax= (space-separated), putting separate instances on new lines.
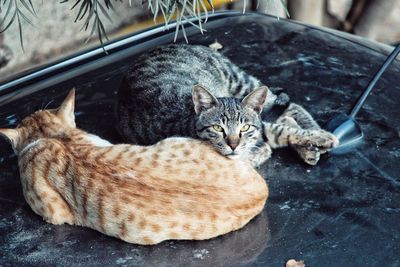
xmin=77 ymin=2 xmax=90 ymax=21
xmin=86 ymin=2 xmax=96 ymax=21
xmin=97 ymin=18 xmax=108 ymax=54
xmin=167 ymin=1 xmax=176 ymax=22
xmin=206 ymin=0 xmax=214 ymax=10
xmin=84 ymin=15 xmax=97 ymax=43
xmin=158 ymin=1 xmax=168 ymax=26
xmin=80 ymin=4 xmax=95 ymax=31
xmin=0 ymin=0 xmax=14 ymax=27
xmin=152 ymin=0 xmax=159 ymax=21
xmin=97 ymin=16 xmax=108 ymax=41
xmin=19 ymin=0 xmax=36 ymax=16
xmin=74 ymin=1 xmax=88 ymax=22
xmin=0 ymin=9 xmax=16 ymax=33
xmin=16 ymin=11 xmax=24 ymax=51
xmin=27 ymin=0 xmax=37 ymax=15
xmin=71 ymin=0 xmax=82 ymax=10
xmin=182 ymin=13 xmax=206 ymax=32
xmin=196 ymin=0 xmax=203 ymax=33
xmin=199 ymin=0 xmax=208 ymax=23
xmin=17 ymin=9 xmax=33 ymax=25
xmin=97 ymin=2 xmax=112 ymax=23
xmin=180 ymin=19 xmax=188 ymax=43
xmin=173 ymin=6 xmax=180 ymax=42
xmin=104 ymin=0 xmax=115 ymax=11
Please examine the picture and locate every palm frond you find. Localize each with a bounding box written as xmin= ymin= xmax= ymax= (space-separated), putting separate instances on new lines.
xmin=145 ymin=0 xmax=211 ymax=43
xmin=0 ymin=0 xmax=35 ymax=50
xmin=0 ymin=0 xmax=290 ymax=51
xmin=61 ymin=0 xmax=115 ymax=53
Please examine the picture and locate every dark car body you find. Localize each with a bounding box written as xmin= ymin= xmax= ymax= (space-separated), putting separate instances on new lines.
xmin=0 ymin=11 xmax=399 ymax=266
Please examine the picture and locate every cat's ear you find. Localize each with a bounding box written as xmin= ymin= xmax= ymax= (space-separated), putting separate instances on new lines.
xmin=241 ymin=86 xmax=268 ymax=114
xmin=192 ymin=85 xmax=219 ymax=114
xmin=57 ymin=88 xmax=76 ymax=127
xmin=0 ymin=128 xmax=20 ymax=151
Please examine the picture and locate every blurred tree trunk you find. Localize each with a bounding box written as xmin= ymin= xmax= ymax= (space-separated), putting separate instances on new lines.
xmin=349 ymin=0 xmax=397 ymax=40
xmin=287 ymin=0 xmax=341 ymax=28
xmin=286 ymin=0 xmax=398 ymax=43
xmin=287 ymin=0 xmax=324 ymax=25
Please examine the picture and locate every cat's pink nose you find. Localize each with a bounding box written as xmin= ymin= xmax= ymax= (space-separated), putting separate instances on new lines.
xmin=228 ymin=142 xmax=238 ymax=150
xmin=227 ymin=139 xmax=239 ymax=150
xmin=227 ymin=136 xmax=240 ymax=151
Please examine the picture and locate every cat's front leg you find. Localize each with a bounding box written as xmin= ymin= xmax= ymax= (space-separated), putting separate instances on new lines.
xmin=262 ymin=90 xmax=291 ymax=111
xmin=276 ymin=103 xmax=339 ymax=164
xmin=248 ymin=141 xmax=273 ymax=167
xmin=274 ymin=92 xmax=290 ymax=106
xmin=276 ymin=116 xmax=321 ymax=165
xmin=22 ymin=172 xmax=75 ymax=226
xmin=263 ymin=122 xmax=338 ymax=150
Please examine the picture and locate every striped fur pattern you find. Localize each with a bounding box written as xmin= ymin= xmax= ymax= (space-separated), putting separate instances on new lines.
xmin=0 ymin=90 xmax=268 ymax=245
xmin=262 ymin=103 xmax=339 ymax=165
xmin=273 ymin=103 xmax=336 ymax=165
xmin=116 ymin=44 xmax=289 ymax=166
xmin=117 ymin=44 xmax=338 ymax=166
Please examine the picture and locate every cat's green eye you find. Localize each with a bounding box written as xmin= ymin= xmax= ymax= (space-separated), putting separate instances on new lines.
xmin=240 ymin=124 xmax=250 ymax=132
xmin=212 ymin=125 xmax=224 ymax=132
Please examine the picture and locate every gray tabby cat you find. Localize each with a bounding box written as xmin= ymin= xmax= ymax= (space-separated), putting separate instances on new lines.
xmin=116 ymin=44 xmax=338 ymax=166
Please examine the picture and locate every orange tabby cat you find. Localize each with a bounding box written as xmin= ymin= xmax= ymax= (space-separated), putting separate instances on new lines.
xmin=0 ymin=89 xmax=268 ymax=245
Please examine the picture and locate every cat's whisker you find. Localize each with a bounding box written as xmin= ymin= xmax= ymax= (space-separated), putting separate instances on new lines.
xmin=44 ymin=99 xmax=55 ymax=110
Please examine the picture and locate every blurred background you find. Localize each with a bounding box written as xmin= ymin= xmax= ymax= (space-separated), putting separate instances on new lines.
xmin=0 ymin=0 xmax=399 ymax=83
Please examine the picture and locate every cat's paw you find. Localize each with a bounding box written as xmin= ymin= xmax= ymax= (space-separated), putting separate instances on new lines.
xmin=44 ymin=212 xmax=75 ymax=225
xmin=303 ymin=130 xmax=339 ymax=149
xmin=249 ymin=142 xmax=273 ymax=167
xmin=275 ymin=92 xmax=290 ymax=106
xmin=294 ymin=145 xmax=321 ymax=165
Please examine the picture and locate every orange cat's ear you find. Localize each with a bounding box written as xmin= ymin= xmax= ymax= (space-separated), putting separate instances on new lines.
xmin=241 ymin=86 xmax=268 ymax=114
xmin=0 ymin=128 xmax=20 ymax=151
xmin=57 ymin=88 xmax=76 ymax=127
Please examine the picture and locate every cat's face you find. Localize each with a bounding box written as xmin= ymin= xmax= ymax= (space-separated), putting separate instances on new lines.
xmin=193 ymin=85 xmax=267 ymax=157
xmin=0 ymin=89 xmax=76 ymax=154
